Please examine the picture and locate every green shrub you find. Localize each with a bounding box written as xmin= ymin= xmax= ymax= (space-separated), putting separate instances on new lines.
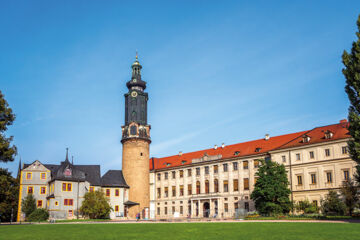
xmin=28 ymin=208 xmax=49 ymax=222
xmin=321 ymin=190 xmax=347 ymax=216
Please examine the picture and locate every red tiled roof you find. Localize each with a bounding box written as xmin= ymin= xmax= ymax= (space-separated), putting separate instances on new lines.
xmin=149 ymin=120 xmax=350 ymax=171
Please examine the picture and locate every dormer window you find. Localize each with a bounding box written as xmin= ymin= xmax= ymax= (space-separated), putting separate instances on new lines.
xmin=181 ymin=160 xmax=187 ymax=164
xmin=234 ymin=151 xmax=240 ymax=156
xmin=166 ymin=163 xmax=171 ymax=167
xmin=255 ymin=148 xmax=262 ymax=153
xmin=302 ymin=135 xmax=311 ymax=143
xmin=324 ymin=130 xmax=333 ymax=139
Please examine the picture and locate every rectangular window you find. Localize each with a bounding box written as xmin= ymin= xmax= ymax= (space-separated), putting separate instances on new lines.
xmin=342 ymin=146 xmax=348 ymax=154
xmin=281 ymin=155 xmax=286 ymax=163
xmin=157 ymin=207 xmax=160 ymax=215
xmin=205 ymin=166 xmax=209 ymax=175
xmin=297 ymin=175 xmax=302 ymax=185
xmin=157 ymin=173 xmax=161 ymax=180
xmin=224 ymin=203 xmax=228 ymax=212
xmin=312 ymin=200 xmax=318 ymax=206
xmin=157 ymin=188 xmax=161 ymax=198
xmin=309 ymin=151 xmax=314 ymax=159
xmin=223 ymin=163 xmax=228 ymax=172
xmin=187 ymin=184 xmax=192 ymax=195
xmin=296 ymin=175 xmax=302 ymax=186
xmin=325 ymin=149 xmax=330 ymax=157
xmin=180 ymin=206 xmax=183 ymax=214
xmin=37 ymin=200 xmax=43 ymax=207
xmin=90 ymin=186 xmax=94 ymax=192
xmin=233 ymin=162 xmax=238 ymax=171
xmin=40 ymin=186 xmax=46 ymax=194
xmin=67 ymin=183 xmax=72 ymax=191
xmin=223 ymin=180 xmax=228 ymax=192
xmin=213 ymin=165 xmax=218 ymax=173
xmin=296 ymin=153 xmax=301 ymax=161
xmin=41 ymin=172 xmax=46 ymax=180
xmin=180 ymin=185 xmax=184 ymax=196
xmin=165 ymin=187 xmax=168 ymax=197
xmin=344 ymin=170 xmax=350 ymax=181
xmin=326 ymin=172 xmax=332 ymax=183
xmin=172 ymin=171 xmax=176 ymax=179
xmin=165 ymin=172 xmax=168 ymax=180
xmin=62 ymin=183 xmax=66 ymax=191
xmin=165 ymin=207 xmax=168 ymax=215
xmin=180 ymin=170 xmax=184 ymax=178
xmin=172 ymin=186 xmax=176 ymax=197
xmin=172 ymin=206 xmax=175 ymax=214
xmin=115 ymin=205 xmax=119 ymax=212
xmin=244 ymin=178 xmax=249 ymax=190
xmin=68 ymin=210 xmax=73 ymax=217
xmin=26 ymin=172 xmax=32 ymax=180
xmin=188 ymin=169 xmax=192 ymax=177
xmin=115 ymin=189 xmax=119 ymax=196
xmin=27 ymin=186 xmax=33 ymax=194
xmin=62 ymin=183 xmax=72 ymax=192
xmin=254 ymin=177 xmax=259 ymax=184
xmin=196 ymin=168 xmax=200 ymax=176
xmin=233 ymin=179 xmax=239 ymax=191
xmin=243 ymin=161 xmax=248 ymax=169
xmin=311 ymin=174 xmax=316 ymax=184
xmin=106 ymin=189 xmax=110 ymax=197
xmin=254 ymin=160 xmax=259 ymax=168
xmin=234 ymin=202 xmax=239 ymax=210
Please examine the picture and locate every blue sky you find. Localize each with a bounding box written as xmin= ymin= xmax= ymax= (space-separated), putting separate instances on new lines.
xmin=1 ymin=1 xmax=359 ymax=176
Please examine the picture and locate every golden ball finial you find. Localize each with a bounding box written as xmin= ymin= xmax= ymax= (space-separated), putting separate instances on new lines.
xmin=135 ymin=50 xmax=138 ymax=60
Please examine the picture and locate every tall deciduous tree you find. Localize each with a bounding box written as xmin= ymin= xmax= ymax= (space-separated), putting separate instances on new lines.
xmin=0 ymin=168 xmax=19 ymax=222
xmin=250 ymin=160 xmax=291 ymax=215
xmin=321 ymin=190 xmax=347 ymax=216
xmin=80 ymin=190 xmax=112 ymax=219
xmin=21 ymin=194 xmax=36 ymax=219
xmin=340 ymin=179 xmax=359 ymax=215
xmin=0 ymin=90 xmax=16 ymax=162
xmin=343 ymin=15 xmax=360 ymax=181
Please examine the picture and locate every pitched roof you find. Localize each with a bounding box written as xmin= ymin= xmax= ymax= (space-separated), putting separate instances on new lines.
xmin=101 ymin=170 xmax=129 ymax=188
xmin=150 ymin=120 xmax=350 ymax=171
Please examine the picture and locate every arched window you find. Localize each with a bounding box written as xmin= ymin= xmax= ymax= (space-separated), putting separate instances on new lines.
xmin=196 ymin=181 xmax=200 ymax=194
xmin=214 ymin=179 xmax=219 ymax=193
xmin=205 ymin=180 xmax=209 ymax=194
xmin=130 ymin=125 xmax=137 ymax=135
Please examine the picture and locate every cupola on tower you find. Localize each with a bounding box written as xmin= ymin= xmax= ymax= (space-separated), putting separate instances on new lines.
xmin=121 ymin=54 xmax=151 ymax=218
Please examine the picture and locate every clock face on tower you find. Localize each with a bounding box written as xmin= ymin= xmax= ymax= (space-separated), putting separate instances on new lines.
xmin=131 ymin=91 xmax=138 ymax=97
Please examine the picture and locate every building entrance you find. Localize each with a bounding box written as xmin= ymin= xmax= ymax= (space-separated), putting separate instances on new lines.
xmin=203 ymin=202 xmax=210 ymax=218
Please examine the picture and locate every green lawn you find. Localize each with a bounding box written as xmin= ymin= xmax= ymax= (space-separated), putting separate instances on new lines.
xmin=0 ymin=222 xmax=359 ymax=240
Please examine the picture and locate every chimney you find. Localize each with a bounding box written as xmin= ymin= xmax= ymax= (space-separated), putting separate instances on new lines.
xmin=214 ymin=145 xmax=218 ymax=150
xmin=265 ymin=134 xmax=270 ymax=140
xmin=221 ymin=143 xmax=225 ymax=148
xmin=179 ymin=151 xmax=182 ymax=156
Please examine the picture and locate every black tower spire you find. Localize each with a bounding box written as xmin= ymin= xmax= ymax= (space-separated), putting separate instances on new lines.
xmin=121 ymin=54 xmax=151 ymax=143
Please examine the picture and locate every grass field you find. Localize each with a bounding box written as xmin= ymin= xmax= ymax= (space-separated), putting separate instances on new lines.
xmin=0 ymin=222 xmax=359 ymax=240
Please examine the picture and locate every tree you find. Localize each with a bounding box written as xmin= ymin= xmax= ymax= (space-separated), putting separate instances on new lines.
xmin=80 ymin=190 xmax=112 ymax=219
xmin=21 ymin=194 xmax=36 ymax=219
xmin=0 ymin=168 xmax=19 ymax=222
xmin=250 ymin=159 xmax=291 ymax=215
xmin=0 ymin=90 xmax=17 ymax=162
xmin=28 ymin=208 xmax=49 ymax=222
xmin=343 ymin=15 xmax=360 ymax=181
xmin=340 ymin=179 xmax=359 ymax=215
xmin=321 ymin=190 xmax=347 ymax=216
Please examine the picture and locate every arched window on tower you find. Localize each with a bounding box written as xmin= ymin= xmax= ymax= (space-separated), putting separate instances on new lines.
xmin=130 ymin=125 xmax=137 ymax=135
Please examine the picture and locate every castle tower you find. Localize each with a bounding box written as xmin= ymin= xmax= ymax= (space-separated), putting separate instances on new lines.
xmin=121 ymin=54 xmax=151 ymax=218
